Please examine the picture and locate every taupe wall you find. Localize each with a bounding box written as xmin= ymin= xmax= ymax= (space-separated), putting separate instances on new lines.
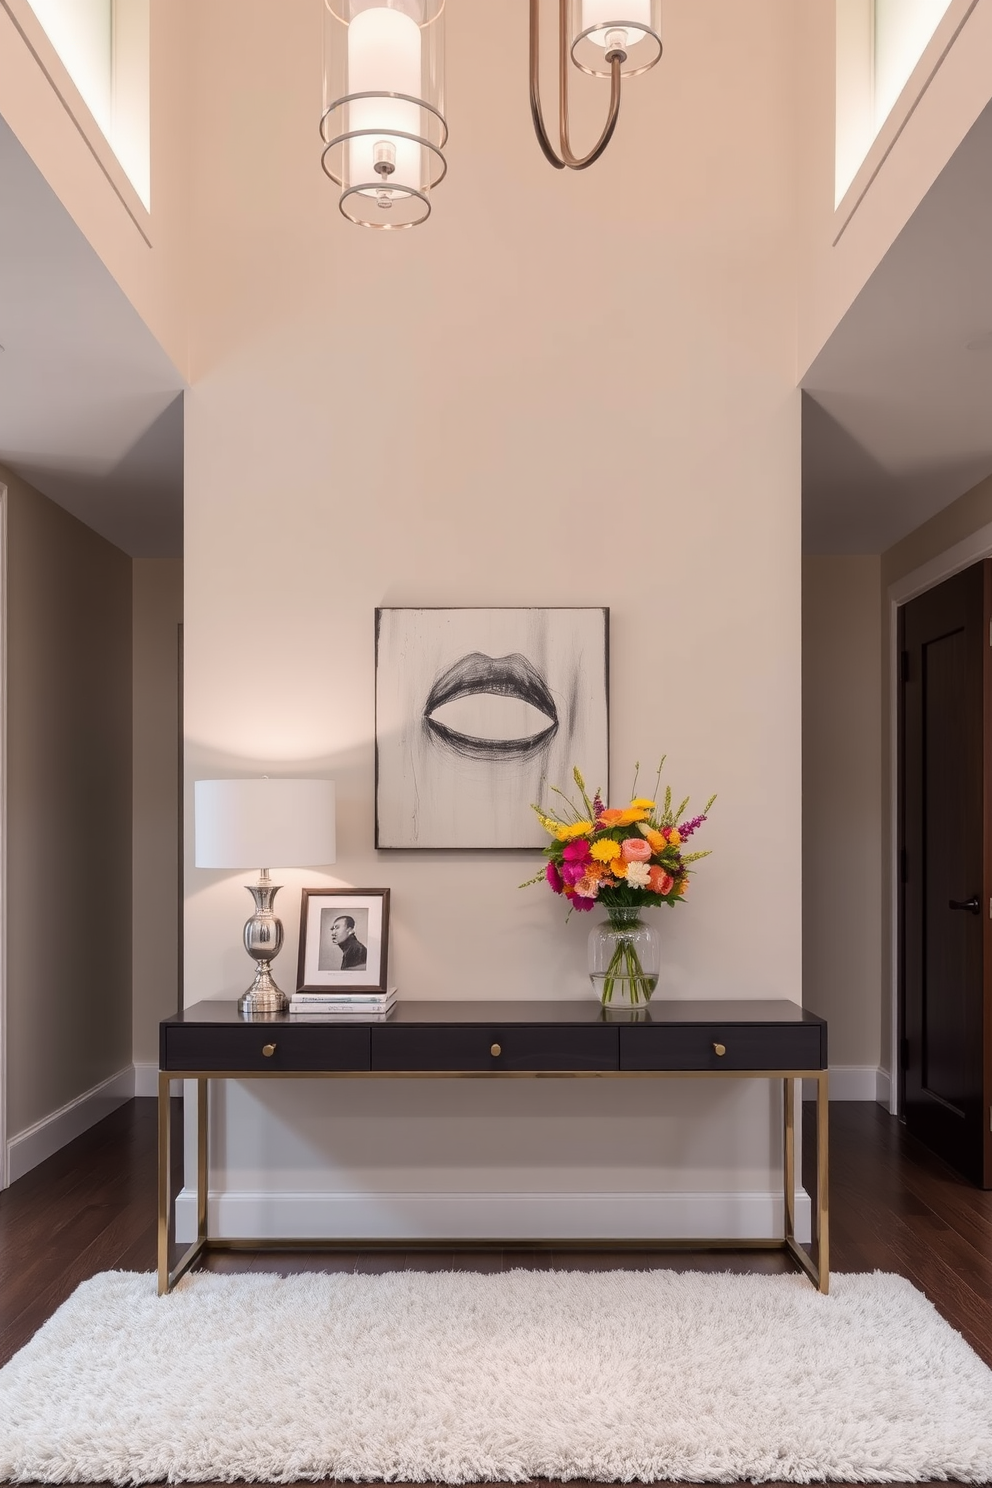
xmin=2 ymin=465 xmax=132 ymax=1136
xmin=132 ymin=558 xmax=182 ymax=1068
xmin=802 ymin=556 xmax=883 ymax=1070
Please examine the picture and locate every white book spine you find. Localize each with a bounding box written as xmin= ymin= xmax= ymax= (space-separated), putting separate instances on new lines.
xmin=292 ymin=988 xmax=396 ymax=1006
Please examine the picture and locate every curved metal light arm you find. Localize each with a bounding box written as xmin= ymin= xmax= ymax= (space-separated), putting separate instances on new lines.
xmin=530 ymin=0 xmax=623 ymax=171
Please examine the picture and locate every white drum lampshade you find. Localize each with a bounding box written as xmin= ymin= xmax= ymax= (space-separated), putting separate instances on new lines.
xmin=194 ymin=779 xmax=337 ymax=1017
xmin=194 ymin=778 xmax=337 ymax=870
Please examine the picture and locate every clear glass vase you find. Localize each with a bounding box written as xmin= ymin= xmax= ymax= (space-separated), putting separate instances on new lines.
xmin=588 ymin=906 xmax=659 ymax=1009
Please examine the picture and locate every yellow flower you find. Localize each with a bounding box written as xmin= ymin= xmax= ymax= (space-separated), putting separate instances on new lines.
xmin=668 ymin=828 xmax=682 ymax=846
xmin=591 ymin=839 xmax=621 ymax=863
xmin=631 ymin=798 xmax=656 ymax=810
xmin=533 ymin=809 xmax=563 ymax=835
xmin=559 ymin=819 xmax=594 ymax=841
xmin=616 ymin=807 xmax=648 ymax=826
xmin=611 ymin=860 xmax=629 ymax=878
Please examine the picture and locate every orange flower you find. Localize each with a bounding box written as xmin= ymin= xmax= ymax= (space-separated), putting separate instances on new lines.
xmin=597 ymin=808 xmax=625 ymax=826
xmin=648 ymin=866 xmax=675 ymax=895
xmin=639 ymin=826 xmax=667 ymax=853
xmin=611 ymin=860 xmax=629 ymax=878
xmin=616 ymin=807 xmax=648 ymax=826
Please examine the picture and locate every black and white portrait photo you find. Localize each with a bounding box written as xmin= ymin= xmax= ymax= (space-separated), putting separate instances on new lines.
xmin=297 ymin=889 xmax=390 ymax=993
xmin=375 ymin=607 xmax=609 ymax=849
xmin=318 ymin=907 xmax=369 ymax=972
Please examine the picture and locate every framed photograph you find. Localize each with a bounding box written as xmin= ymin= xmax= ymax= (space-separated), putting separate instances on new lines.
xmin=297 ymin=888 xmax=390 ymax=993
xmin=375 ymin=606 xmax=609 ymax=849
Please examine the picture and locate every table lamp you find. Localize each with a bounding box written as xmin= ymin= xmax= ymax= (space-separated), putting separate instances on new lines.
xmin=194 ymin=778 xmax=337 ymax=1018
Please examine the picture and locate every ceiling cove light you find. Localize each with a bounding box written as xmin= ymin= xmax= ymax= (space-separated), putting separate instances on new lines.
xmin=321 ymin=0 xmax=662 ymax=228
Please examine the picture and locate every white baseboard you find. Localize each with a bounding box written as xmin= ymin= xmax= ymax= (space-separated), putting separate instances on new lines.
xmin=6 ymin=1064 xmax=134 ymax=1185
xmin=876 ymin=1066 xmax=892 ymax=1111
xmin=801 ymin=1066 xmax=886 ymax=1102
xmin=133 ymin=1062 xmax=160 ymax=1098
xmin=175 ymin=1188 xmax=813 ymax=1247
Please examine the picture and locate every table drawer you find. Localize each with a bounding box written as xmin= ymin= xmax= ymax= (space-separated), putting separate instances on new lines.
xmin=161 ymin=1023 xmax=371 ymax=1072
xmin=372 ymin=1025 xmax=618 ymax=1072
xmin=620 ymin=1023 xmax=824 ymax=1072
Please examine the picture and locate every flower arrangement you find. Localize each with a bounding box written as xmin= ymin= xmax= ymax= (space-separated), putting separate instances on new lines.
xmin=523 ymin=761 xmax=715 ymax=1005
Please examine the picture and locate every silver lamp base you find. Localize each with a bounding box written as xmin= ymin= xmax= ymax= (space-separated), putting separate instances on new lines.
xmin=239 ymin=872 xmax=288 ymax=1019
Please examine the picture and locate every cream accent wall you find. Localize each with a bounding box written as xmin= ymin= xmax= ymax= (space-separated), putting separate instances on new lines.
xmin=132 ymin=557 xmax=182 ymax=1067
xmin=1 ymin=463 xmax=132 ymax=1137
xmin=802 ymin=555 xmax=882 ymax=1068
xmin=181 ymin=0 xmax=803 ymax=1228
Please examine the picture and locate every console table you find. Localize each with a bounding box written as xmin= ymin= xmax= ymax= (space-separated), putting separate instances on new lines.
xmin=158 ymin=999 xmax=828 ymax=1296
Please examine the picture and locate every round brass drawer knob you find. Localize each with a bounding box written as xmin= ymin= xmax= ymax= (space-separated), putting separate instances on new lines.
xmin=490 ymin=1043 xmax=502 ymax=1058
xmin=713 ymin=1042 xmax=726 ymax=1057
xmin=262 ymin=1042 xmax=277 ymax=1058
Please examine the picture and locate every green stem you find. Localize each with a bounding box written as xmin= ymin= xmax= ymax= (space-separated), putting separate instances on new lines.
xmin=600 ymin=927 xmax=652 ymax=1006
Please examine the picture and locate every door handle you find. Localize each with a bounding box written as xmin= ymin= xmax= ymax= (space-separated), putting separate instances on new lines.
xmin=948 ymin=896 xmax=981 ymax=915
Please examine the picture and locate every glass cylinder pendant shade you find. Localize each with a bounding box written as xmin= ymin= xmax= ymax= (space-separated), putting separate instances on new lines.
xmin=569 ymin=0 xmax=662 ymax=76
xmin=321 ymin=0 xmax=446 ymax=228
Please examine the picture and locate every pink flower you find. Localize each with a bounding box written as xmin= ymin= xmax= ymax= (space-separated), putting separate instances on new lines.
xmin=546 ymin=861 xmax=564 ymax=894
xmin=561 ymin=860 xmax=588 ymax=886
xmin=648 ymin=866 xmax=675 ymax=895
xmin=570 ymin=894 xmax=596 ymax=912
xmin=562 ymin=839 xmax=591 ymax=862
xmin=621 ymin=837 xmax=652 ymax=863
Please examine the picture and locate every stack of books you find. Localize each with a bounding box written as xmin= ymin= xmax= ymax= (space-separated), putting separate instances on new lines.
xmin=289 ymin=988 xmax=397 ymax=1020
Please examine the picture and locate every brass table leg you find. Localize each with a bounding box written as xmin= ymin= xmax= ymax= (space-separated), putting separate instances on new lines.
xmin=158 ymin=1075 xmax=210 ymax=1295
xmin=783 ymin=1075 xmax=796 ymax=1246
xmin=157 ymin=1072 xmax=172 ymax=1296
xmin=817 ymin=1067 xmax=830 ymax=1293
xmin=782 ymin=1070 xmax=830 ymax=1293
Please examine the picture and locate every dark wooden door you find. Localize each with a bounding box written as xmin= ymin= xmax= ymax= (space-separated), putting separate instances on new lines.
xmin=900 ymin=560 xmax=992 ymax=1187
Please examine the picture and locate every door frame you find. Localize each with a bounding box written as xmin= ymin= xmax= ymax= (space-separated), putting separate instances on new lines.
xmin=0 ymin=486 xmax=7 ymax=1188
xmin=888 ymin=519 xmax=992 ymax=1118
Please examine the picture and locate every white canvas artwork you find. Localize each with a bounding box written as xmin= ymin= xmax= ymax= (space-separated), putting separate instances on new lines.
xmin=375 ymin=607 xmax=609 ymax=849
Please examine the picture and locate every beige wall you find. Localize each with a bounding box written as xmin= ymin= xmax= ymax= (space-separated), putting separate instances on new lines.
xmin=180 ymin=0 xmax=804 ymax=1224
xmin=882 ymin=470 xmax=992 ymax=586
xmin=802 ymin=556 xmax=883 ymax=1070
xmin=1 ymin=464 xmax=132 ymax=1136
xmin=132 ymin=557 xmax=182 ymax=1067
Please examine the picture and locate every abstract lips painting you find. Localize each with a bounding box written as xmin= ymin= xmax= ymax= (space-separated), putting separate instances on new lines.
xmin=375 ymin=608 xmax=610 ymax=848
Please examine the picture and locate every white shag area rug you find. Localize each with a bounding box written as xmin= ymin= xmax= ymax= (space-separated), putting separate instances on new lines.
xmin=0 ymin=1269 xmax=990 ymax=1485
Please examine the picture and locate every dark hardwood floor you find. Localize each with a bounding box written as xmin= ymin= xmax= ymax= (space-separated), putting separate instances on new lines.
xmin=1 ymin=1097 xmax=990 ymax=1486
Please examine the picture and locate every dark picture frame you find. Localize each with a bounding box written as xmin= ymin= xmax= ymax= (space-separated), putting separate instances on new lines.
xmin=375 ymin=606 xmax=610 ymax=849
xmin=297 ymin=888 xmax=390 ymax=993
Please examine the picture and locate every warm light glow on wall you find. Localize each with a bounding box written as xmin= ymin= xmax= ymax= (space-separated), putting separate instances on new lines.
xmin=28 ymin=0 xmax=150 ymax=209
xmin=873 ymin=0 xmax=952 ymax=123
xmin=834 ymin=0 xmax=953 ymax=206
xmin=30 ymin=0 xmax=113 ymax=134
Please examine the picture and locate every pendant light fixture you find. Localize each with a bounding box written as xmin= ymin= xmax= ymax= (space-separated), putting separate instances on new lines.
xmin=531 ymin=0 xmax=662 ymax=170
xmin=321 ymin=0 xmax=662 ymax=226
xmin=321 ymin=0 xmax=447 ymax=228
